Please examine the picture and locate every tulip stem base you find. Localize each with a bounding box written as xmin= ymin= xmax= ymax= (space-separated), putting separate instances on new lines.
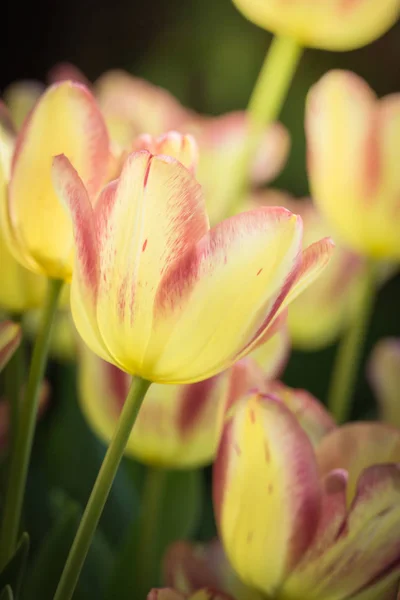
xmin=0 ymin=278 xmax=63 ymax=568
xmin=227 ymin=34 xmax=302 ymax=215
xmin=54 ymin=376 xmax=151 ymax=600
xmin=327 ymin=260 xmax=377 ymax=423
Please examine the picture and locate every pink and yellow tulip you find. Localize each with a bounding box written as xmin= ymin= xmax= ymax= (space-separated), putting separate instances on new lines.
xmin=1 ymin=81 xmax=111 ymax=281
xmin=368 ymin=338 xmax=400 ymax=428
xmin=214 ymin=389 xmax=400 ymax=599
xmin=231 ymin=0 xmax=400 ymax=50
xmin=250 ymin=192 xmax=364 ymax=350
xmin=53 ymin=140 xmax=333 ymax=383
xmin=306 ymin=70 xmax=400 ymax=261
xmin=77 ymin=318 xmax=287 ymax=467
xmin=0 ymin=102 xmax=47 ymax=312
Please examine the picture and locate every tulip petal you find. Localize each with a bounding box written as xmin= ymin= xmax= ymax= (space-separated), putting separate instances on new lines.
xmin=213 ymin=392 xmax=320 ymax=595
xmin=132 ymin=132 xmax=199 ymax=174
xmin=146 ymin=207 xmax=302 ymax=383
xmin=316 ymin=423 xmax=400 ymax=503
xmin=368 ymin=338 xmax=400 ymax=428
xmin=265 ymin=381 xmax=336 ymax=447
xmin=0 ymin=321 xmax=21 ymax=371
xmin=164 ymin=540 xmax=263 ymax=600
xmin=285 ymin=465 xmax=400 ymax=599
xmin=52 ymin=155 xmax=109 ymax=362
xmin=148 ymin=590 xmax=186 ymax=600
xmin=9 ymin=81 xmax=110 ymax=279
xmin=91 ymin=150 xmax=209 ymax=375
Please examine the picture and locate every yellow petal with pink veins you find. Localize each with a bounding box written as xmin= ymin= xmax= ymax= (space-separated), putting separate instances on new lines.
xmin=146 ymin=207 xmax=302 ymax=383
xmin=214 ymin=392 xmax=320 ymax=596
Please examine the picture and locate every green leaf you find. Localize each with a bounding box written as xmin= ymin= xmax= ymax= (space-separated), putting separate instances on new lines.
xmin=24 ymin=490 xmax=113 ymax=600
xmin=0 ymin=586 xmax=13 ymax=600
xmin=0 ymin=533 xmax=29 ymax=600
xmin=108 ymin=467 xmax=203 ymax=600
xmin=23 ymin=495 xmax=79 ymax=600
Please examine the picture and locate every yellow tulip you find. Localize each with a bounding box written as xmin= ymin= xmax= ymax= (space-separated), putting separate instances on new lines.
xmin=1 ymin=81 xmax=111 ymax=281
xmin=306 ymin=70 xmax=400 ymax=260
xmin=0 ymin=321 xmax=21 ymax=372
xmin=231 ymin=0 xmax=400 ymax=50
xmin=214 ymin=390 xmax=400 ymax=599
xmin=0 ymin=101 xmax=46 ymax=312
xmin=368 ymin=337 xmax=400 ymax=428
xmin=53 ymin=145 xmax=333 ymax=384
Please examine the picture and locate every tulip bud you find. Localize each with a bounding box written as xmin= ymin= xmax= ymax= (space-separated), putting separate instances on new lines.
xmin=368 ymin=338 xmax=400 ymax=428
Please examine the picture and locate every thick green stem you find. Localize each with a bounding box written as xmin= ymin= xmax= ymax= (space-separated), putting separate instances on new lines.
xmin=226 ymin=35 xmax=302 ymax=215
xmin=136 ymin=467 xmax=167 ymax=597
xmin=327 ymin=260 xmax=377 ymax=423
xmin=0 ymin=279 xmax=63 ymax=567
xmin=54 ymin=376 xmax=151 ymax=600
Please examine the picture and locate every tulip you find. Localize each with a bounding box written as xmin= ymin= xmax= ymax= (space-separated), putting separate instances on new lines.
xmin=306 ymin=70 xmax=400 ymax=261
xmin=53 ymin=146 xmax=333 ymax=384
xmin=249 ymin=191 xmax=364 ymax=350
xmin=214 ymin=390 xmax=400 ymax=599
xmin=0 ymin=321 xmax=21 ymax=372
xmin=1 ymin=81 xmax=110 ymax=281
xmin=231 ymin=0 xmax=400 ymax=51
xmin=368 ymin=338 xmax=400 ymax=428
xmin=77 ymin=314 xmax=288 ymax=467
xmin=0 ymin=102 xmax=47 ymax=312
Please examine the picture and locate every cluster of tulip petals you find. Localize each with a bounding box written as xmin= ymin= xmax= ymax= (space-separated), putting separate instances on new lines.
xmin=0 ymin=0 xmax=400 ymax=598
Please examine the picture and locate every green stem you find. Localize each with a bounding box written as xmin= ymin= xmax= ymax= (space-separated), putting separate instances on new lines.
xmin=0 ymin=278 xmax=63 ymax=568
xmin=54 ymin=376 xmax=151 ymax=600
xmin=327 ymin=260 xmax=377 ymax=423
xmin=136 ymin=467 xmax=167 ymax=596
xmin=226 ymin=35 xmax=302 ymax=215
